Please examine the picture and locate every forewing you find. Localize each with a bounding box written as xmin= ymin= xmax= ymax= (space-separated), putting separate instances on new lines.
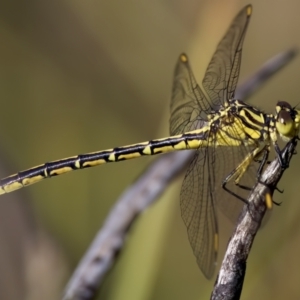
xmin=170 ymin=6 xmax=252 ymax=136
xmin=170 ymin=54 xmax=211 ymax=136
xmin=202 ymin=5 xmax=252 ymax=107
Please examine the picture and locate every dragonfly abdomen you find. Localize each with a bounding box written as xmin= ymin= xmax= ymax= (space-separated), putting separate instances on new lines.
xmin=0 ymin=129 xmax=208 ymax=195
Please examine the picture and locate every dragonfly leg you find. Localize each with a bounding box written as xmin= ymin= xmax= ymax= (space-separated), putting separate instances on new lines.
xmin=256 ymin=146 xmax=269 ymax=178
xmin=256 ymin=145 xmax=285 ymax=203
xmin=275 ymin=186 xmax=284 ymax=193
xmin=222 ymin=146 xmax=265 ymax=204
xmin=274 ymin=142 xmax=290 ymax=168
xmin=253 ymin=147 xmax=271 ymax=166
xmin=255 ymin=145 xmax=286 ymax=206
xmin=222 ymin=179 xmax=249 ymax=204
xmin=232 ymin=146 xmax=270 ymax=193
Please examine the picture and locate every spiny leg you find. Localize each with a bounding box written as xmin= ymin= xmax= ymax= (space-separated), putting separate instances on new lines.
xmin=236 ymin=146 xmax=269 ymax=191
xmin=255 ymin=146 xmax=284 ymax=206
xmin=256 ymin=147 xmax=269 ymax=177
xmin=222 ymin=144 xmax=283 ymax=209
xmin=222 ymin=145 xmax=270 ymax=204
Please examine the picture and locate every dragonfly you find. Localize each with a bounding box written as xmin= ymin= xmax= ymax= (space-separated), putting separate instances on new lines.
xmin=0 ymin=5 xmax=299 ymax=278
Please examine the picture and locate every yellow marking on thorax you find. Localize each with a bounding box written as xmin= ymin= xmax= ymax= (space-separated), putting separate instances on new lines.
xmin=215 ymin=127 xmax=243 ymax=147
xmin=243 ymin=126 xmax=261 ymax=140
xmin=222 ymin=115 xmax=261 ymax=144
xmin=240 ymin=108 xmax=264 ymax=126
xmin=251 ymin=113 xmax=264 ymax=125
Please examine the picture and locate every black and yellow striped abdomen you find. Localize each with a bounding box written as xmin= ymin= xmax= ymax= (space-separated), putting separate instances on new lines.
xmin=0 ymin=129 xmax=209 ymax=195
xmin=0 ymin=100 xmax=273 ymax=196
xmin=0 ymin=100 xmax=272 ymax=195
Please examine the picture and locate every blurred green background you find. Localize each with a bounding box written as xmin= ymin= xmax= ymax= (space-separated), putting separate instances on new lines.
xmin=0 ymin=0 xmax=300 ymax=299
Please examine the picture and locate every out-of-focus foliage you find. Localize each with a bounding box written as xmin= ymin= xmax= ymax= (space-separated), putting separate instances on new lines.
xmin=0 ymin=0 xmax=299 ymax=299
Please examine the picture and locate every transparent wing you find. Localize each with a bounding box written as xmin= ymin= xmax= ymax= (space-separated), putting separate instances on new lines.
xmin=170 ymin=6 xmax=252 ymax=136
xmin=172 ymin=5 xmax=254 ymax=278
xmin=170 ymin=54 xmax=211 ymax=136
xmin=180 ymin=146 xmax=218 ymax=279
xmin=181 ymin=120 xmax=259 ymax=278
xmin=202 ymin=5 xmax=252 ymax=107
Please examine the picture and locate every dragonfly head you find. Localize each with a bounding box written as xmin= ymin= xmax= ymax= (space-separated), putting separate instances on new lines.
xmin=275 ymin=101 xmax=300 ymax=141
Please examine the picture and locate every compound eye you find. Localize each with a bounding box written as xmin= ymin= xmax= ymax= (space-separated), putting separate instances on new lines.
xmin=276 ymin=109 xmax=294 ymax=136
